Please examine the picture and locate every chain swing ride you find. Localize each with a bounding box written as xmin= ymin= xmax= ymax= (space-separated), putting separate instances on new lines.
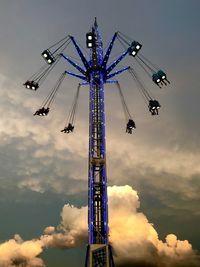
xmin=24 ymin=18 xmax=170 ymax=267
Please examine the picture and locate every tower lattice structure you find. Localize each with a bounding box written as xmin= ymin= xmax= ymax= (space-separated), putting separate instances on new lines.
xmin=85 ymin=19 xmax=114 ymax=267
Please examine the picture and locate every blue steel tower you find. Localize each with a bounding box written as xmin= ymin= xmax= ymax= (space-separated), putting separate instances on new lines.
xmin=24 ymin=17 xmax=170 ymax=267
xmin=85 ymin=18 xmax=114 ymax=267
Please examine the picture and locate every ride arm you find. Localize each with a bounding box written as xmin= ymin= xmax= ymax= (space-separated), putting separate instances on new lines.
xmin=61 ymin=53 xmax=87 ymax=76
xmin=101 ymin=32 xmax=118 ymax=69
xmin=105 ymin=80 xmax=118 ymax=84
xmin=65 ymin=70 xmax=87 ymax=81
xmin=69 ymin=36 xmax=90 ymax=70
xmin=106 ymin=66 xmax=130 ymax=80
xmin=106 ymin=49 xmax=129 ymax=75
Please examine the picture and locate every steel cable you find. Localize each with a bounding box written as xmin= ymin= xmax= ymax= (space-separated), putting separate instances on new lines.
xmin=64 ymin=83 xmax=81 ymax=126
xmin=116 ymin=82 xmax=132 ymax=122
xmin=129 ymin=68 xmax=154 ymax=106
xmin=40 ymin=72 xmax=66 ymax=108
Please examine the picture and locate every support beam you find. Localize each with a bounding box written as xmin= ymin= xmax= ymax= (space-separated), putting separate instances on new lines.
xmin=61 ymin=53 xmax=86 ymax=76
xmin=106 ymin=66 xmax=130 ymax=80
xmin=104 ymin=80 xmax=118 ymax=84
xmin=101 ymin=32 xmax=118 ymax=69
xmin=106 ymin=49 xmax=129 ymax=74
xmin=69 ymin=36 xmax=90 ymax=71
xmin=65 ymin=70 xmax=87 ymax=81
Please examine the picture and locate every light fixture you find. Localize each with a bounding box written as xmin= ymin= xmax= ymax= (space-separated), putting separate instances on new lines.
xmin=154 ymin=100 xmax=161 ymax=109
xmin=152 ymin=70 xmax=170 ymax=87
xmin=24 ymin=81 xmax=39 ymax=91
xmin=157 ymin=70 xmax=168 ymax=81
xmin=148 ymin=99 xmax=160 ymax=115
xmin=86 ymin=32 xmax=94 ymax=48
xmin=24 ymin=81 xmax=31 ymax=89
xmin=129 ymin=41 xmax=142 ymax=57
xmin=152 ymin=73 xmax=162 ymax=87
xmin=41 ymin=50 xmax=55 ymax=65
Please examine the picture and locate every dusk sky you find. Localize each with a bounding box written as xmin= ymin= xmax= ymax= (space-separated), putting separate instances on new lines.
xmin=0 ymin=0 xmax=200 ymax=266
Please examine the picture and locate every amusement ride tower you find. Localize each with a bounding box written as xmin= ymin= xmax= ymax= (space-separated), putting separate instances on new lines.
xmin=24 ymin=18 xmax=169 ymax=267
xmin=85 ymin=19 xmax=114 ymax=266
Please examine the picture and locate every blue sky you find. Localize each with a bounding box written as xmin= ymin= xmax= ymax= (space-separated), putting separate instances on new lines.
xmin=0 ymin=0 xmax=200 ymax=266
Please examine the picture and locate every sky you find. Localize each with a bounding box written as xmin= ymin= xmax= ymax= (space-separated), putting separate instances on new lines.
xmin=0 ymin=0 xmax=200 ymax=266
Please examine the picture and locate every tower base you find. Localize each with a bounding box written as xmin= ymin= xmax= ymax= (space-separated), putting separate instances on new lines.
xmin=85 ymin=244 xmax=115 ymax=267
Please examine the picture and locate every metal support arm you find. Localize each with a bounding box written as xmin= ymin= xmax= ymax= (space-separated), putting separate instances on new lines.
xmin=65 ymin=70 xmax=87 ymax=81
xmin=101 ymin=32 xmax=118 ymax=69
xmin=105 ymin=80 xmax=118 ymax=84
xmin=106 ymin=66 xmax=130 ymax=80
xmin=61 ymin=53 xmax=87 ymax=76
xmin=70 ymin=36 xmax=90 ymax=71
xmin=106 ymin=49 xmax=129 ymax=74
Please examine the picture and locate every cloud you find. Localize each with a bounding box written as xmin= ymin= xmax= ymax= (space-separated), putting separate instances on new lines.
xmin=107 ymin=186 xmax=200 ymax=266
xmin=1 ymin=185 xmax=199 ymax=267
xmin=41 ymin=204 xmax=88 ymax=249
xmin=18 ymin=179 xmax=45 ymax=193
xmin=0 ymin=235 xmax=44 ymax=267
